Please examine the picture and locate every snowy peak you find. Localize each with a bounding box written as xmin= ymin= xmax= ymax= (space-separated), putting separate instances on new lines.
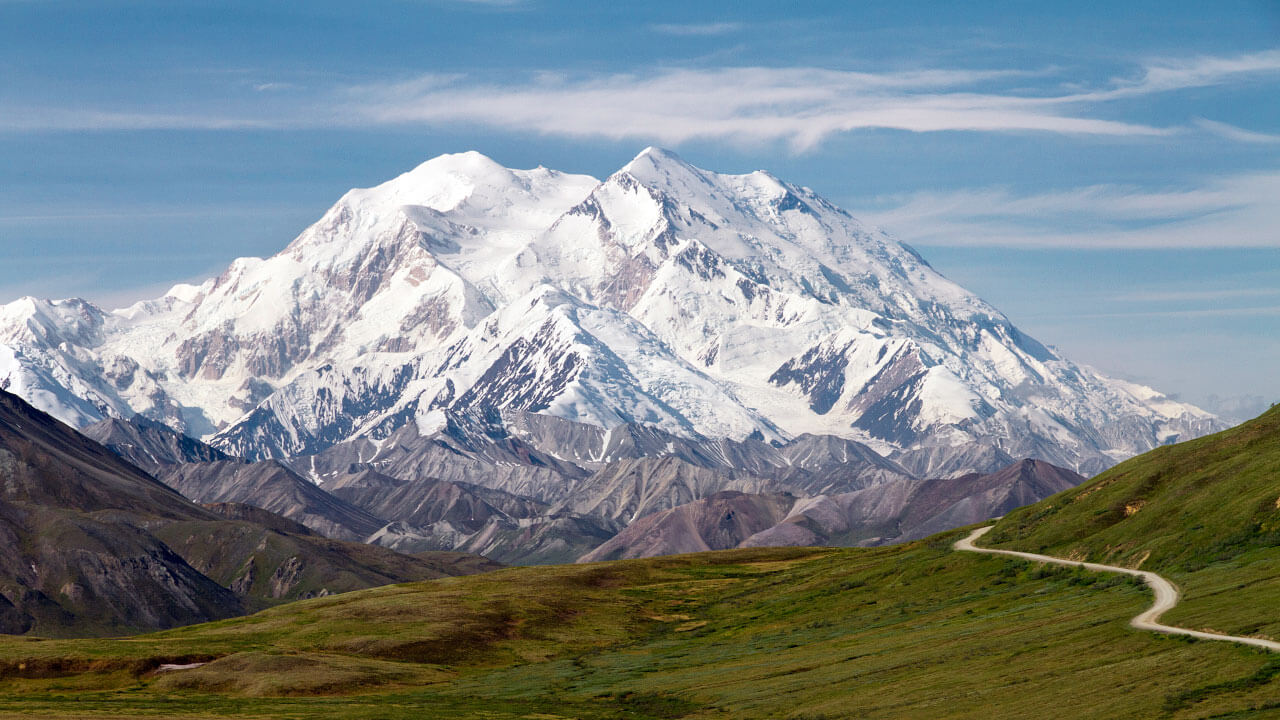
xmin=345 ymin=150 xmax=590 ymax=221
xmin=347 ymin=150 xmax=519 ymax=216
xmin=618 ymin=146 xmax=708 ymax=189
xmin=0 ymin=296 xmax=106 ymax=347
xmin=0 ymin=149 xmax=1223 ymax=477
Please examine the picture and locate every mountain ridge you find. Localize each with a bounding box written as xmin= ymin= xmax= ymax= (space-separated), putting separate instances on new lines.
xmin=0 ymin=388 xmax=498 ymax=636
xmin=0 ymin=148 xmax=1219 ymax=479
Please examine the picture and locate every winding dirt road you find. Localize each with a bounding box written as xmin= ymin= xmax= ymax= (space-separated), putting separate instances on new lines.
xmin=955 ymin=525 xmax=1280 ymax=652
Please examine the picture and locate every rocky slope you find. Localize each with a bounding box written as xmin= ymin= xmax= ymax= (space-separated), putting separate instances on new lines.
xmin=157 ymin=460 xmax=386 ymax=542
xmin=0 ymin=388 xmax=241 ymax=634
xmin=84 ymin=407 xmax=1088 ymax=566
xmin=320 ymin=468 xmax=619 ymax=565
xmin=0 ymin=388 xmax=497 ymax=635
xmin=152 ymin=514 xmax=499 ymax=605
xmin=0 ymin=149 xmax=1219 ymax=482
xmin=87 ymin=414 xmax=621 ymax=565
xmin=743 ymin=458 xmax=1083 ymax=549
xmin=83 ymin=414 xmax=232 ymax=472
xmin=86 ymin=415 xmax=389 ymax=542
xmin=324 ymin=468 xmax=547 ymax=536
xmin=581 ymin=459 xmax=1084 ymax=561
xmin=580 ymin=491 xmax=798 ymax=562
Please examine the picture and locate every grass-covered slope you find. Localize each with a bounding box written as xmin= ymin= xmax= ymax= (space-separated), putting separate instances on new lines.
xmin=988 ymin=404 xmax=1280 ymax=640
xmin=0 ymin=533 xmax=1277 ymax=719
xmin=0 ymin=405 xmax=1277 ymax=717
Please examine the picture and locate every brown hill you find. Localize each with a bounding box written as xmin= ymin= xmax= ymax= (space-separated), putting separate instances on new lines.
xmin=0 ymin=389 xmax=497 ymax=636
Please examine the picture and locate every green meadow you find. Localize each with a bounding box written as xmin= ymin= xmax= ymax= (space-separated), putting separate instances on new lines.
xmin=0 ymin=406 xmax=1276 ymax=719
xmin=0 ymin=533 xmax=1276 ymax=719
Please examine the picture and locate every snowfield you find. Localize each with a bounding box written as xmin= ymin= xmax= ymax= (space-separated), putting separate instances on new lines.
xmin=0 ymin=148 xmax=1221 ymax=476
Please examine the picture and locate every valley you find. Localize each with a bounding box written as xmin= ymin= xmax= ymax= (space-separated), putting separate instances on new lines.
xmin=0 ymin=532 xmax=1273 ymax=719
xmin=0 ymin=406 xmax=1274 ymax=718
xmin=4 ymin=4 xmax=1274 ymax=718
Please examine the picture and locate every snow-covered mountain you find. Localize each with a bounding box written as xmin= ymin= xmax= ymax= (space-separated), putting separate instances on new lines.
xmin=0 ymin=148 xmax=1219 ymax=476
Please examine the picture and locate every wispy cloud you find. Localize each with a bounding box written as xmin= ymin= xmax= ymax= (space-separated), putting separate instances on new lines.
xmin=1053 ymin=306 xmax=1280 ymax=319
xmin=0 ymin=107 xmax=282 ymax=131
xmin=343 ymin=66 xmax=1171 ymax=151
xmin=649 ymin=22 xmax=743 ymax=36
xmin=1195 ymin=118 xmax=1280 ymax=144
xmin=1113 ymin=287 xmax=1280 ymax=303
xmin=2 ymin=49 xmax=1276 ymax=150
xmin=339 ymin=50 xmax=1280 ymax=149
xmin=858 ymin=171 xmax=1280 ymax=249
xmin=435 ymin=0 xmax=528 ymax=6
xmin=1124 ymin=49 xmax=1280 ymax=94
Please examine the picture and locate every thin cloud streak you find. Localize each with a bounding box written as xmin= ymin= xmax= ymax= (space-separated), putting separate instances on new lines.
xmin=352 ymin=73 xmax=1173 ymax=152
xmin=1040 ymin=306 xmax=1280 ymax=319
xmin=858 ymin=171 xmax=1280 ymax=249
xmin=345 ymin=66 xmax=1171 ymax=151
xmin=1195 ymin=118 xmax=1280 ymax=144
xmin=1132 ymin=49 xmax=1280 ymax=93
xmin=1 ymin=49 xmax=1275 ymax=149
xmin=340 ymin=50 xmax=1278 ymax=148
xmin=1113 ymin=287 xmax=1280 ymax=303
xmin=649 ymin=22 xmax=744 ymax=36
xmin=0 ymin=107 xmax=284 ymax=132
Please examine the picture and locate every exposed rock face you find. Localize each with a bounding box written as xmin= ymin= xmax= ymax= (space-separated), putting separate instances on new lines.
xmin=299 ymin=415 xmax=588 ymax=504
xmin=83 ymin=414 xmax=232 ymax=473
xmin=579 ymin=459 xmax=1085 ymax=561
xmin=0 ymin=388 xmax=241 ymax=634
xmin=742 ymin=458 xmax=1085 ymax=548
xmin=890 ymin=442 xmax=1016 ymax=482
xmin=453 ymin=513 xmax=622 ymax=566
xmin=325 ymin=469 xmax=546 ymax=534
xmin=0 ymin=149 xmax=1220 ymax=484
xmin=556 ymin=456 xmax=774 ymax=524
xmin=324 ymin=468 xmax=619 ymax=565
xmin=0 ymin=388 xmax=498 ymax=636
xmin=580 ymin=491 xmax=798 ymax=562
xmin=156 ymin=460 xmax=385 ymax=542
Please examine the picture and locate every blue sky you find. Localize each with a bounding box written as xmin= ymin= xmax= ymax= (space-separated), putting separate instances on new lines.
xmin=1 ymin=0 xmax=1278 ymax=418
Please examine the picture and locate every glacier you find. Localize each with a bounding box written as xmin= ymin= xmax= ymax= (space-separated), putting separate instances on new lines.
xmin=0 ymin=147 xmax=1221 ymax=477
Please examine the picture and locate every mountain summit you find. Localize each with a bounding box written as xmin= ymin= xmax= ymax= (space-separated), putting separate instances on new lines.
xmin=0 ymin=149 xmax=1218 ymax=476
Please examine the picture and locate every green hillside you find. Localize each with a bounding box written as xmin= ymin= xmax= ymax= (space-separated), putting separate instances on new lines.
xmin=988 ymin=404 xmax=1280 ymax=640
xmin=0 ymin=531 xmax=1277 ymax=719
xmin=0 ymin=407 xmax=1278 ymax=718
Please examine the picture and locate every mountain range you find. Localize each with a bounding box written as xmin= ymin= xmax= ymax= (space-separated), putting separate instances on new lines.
xmin=0 ymin=148 xmax=1219 ymax=483
xmin=82 ymin=411 xmax=1083 ymax=565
